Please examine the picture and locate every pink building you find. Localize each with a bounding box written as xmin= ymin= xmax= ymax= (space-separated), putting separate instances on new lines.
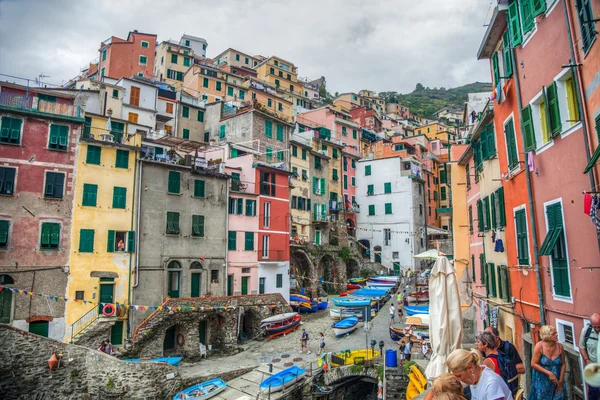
xmin=98 ymin=30 xmax=157 ymax=80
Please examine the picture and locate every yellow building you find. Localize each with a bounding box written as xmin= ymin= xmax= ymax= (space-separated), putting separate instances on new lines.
xmin=290 ymin=137 xmax=312 ymax=242
xmin=333 ymin=93 xmax=361 ymax=111
xmin=254 ymin=56 xmax=311 ymax=112
xmin=154 ymin=41 xmax=196 ymax=89
xmin=415 ymin=122 xmax=456 ymax=142
xmin=66 ymin=115 xmax=141 ymax=345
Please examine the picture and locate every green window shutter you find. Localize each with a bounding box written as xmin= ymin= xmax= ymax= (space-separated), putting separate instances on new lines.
xmin=112 ymin=187 xmax=127 ymax=209
xmin=490 ymin=193 xmax=497 ymax=228
xmin=171 ymin=54 xmax=178 ymax=64
xmin=321 ymin=178 xmax=327 ymax=195
xmin=236 ymin=198 xmax=243 ymax=214
xmin=367 ymin=184 xmax=374 ymax=195
xmin=115 ymin=150 xmax=129 ymax=169
xmin=277 ymin=150 xmax=284 ymax=161
xmin=265 ymin=120 xmax=272 ymax=138
xmin=508 ymin=0 xmax=523 ymax=46
xmin=202 ymin=78 xmax=209 ymax=88
xmin=245 ymin=232 xmax=254 ymax=250
xmin=503 ymin=267 xmax=511 ymax=302
xmin=502 ymin=31 xmax=513 ymax=77
xmin=497 ymin=266 xmax=504 ymax=300
xmin=477 ymin=199 xmax=484 ymax=232
xmin=166 ymin=212 xmax=180 ymax=234
xmin=384 ymin=182 xmax=392 ymax=194
xmin=216 ymin=81 xmax=222 ymax=91
xmin=126 ymin=231 xmax=135 ymax=252
xmin=486 ymin=123 xmax=496 ymax=158
xmin=497 ymin=187 xmax=506 ymax=227
xmin=82 ymin=184 xmax=98 ymax=207
xmin=483 ymin=197 xmax=491 ymax=230
xmin=385 ymin=203 xmax=392 ymax=215
xmin=520 ymin=0 xmax=535 ymax=33
xmin=168 ymin=171 xmax=181 ymax=194
xmin=292 ymin=145 xmax=297 ymax=157
xmin=239 ymin=90 xmax=245 ymax=100
xmin=480 ymin=254 xmax=486 ymax=284
xmin=228 ymin=231 xmax=237 ymax=250
xmin=182 ymin=106 xmax=190 ymax=118
xmin=194 ymin=179 xmax=205 ymax=197
xmin=343 ymin=175 xmax=348 ymax=189
xmin=515 ymin=209 xmax=530 ymax=264
xmin=107 ymin=230 xmax=115 ymax=252
xmin=182 ymin=129 xmax=190 ymax=139
xmin=532 ymin=0 xmax=546 ymax=16
xmin=41 ymin=223 xmax=60 ymax=250
xmin=490 ymin=263 xmax=497 ymax=297
xmin=79 ymin=229 xmax=94 ymax=252
xmin=332 ymin=169 xmax=339 ymax=180
xmin=342 ymin=126 xmax=347 ymax=136
xmin=192 ymin=215 xmax=205 ymax=237
xmin=505 ymin=119 xmax=519 ymax=169
xmin=351 ymin=177 xmax=356 ymax=186
xmin=198 ymin=111 xmax=206 ymax=123
xmin=266 ymin=147 xmax=272 ymax=162
xmin=332 ymin=148 xmax=338 ymax=159
xmin=352 ymin=159 xmax=356 ymax=168
xmin=49 ymin=125 xmax=69 ymax=150
xmin=369 ymin=205 xmax=375 ymax=216
xmin=219 ymin=125 xmax=226 ymax=138
xmin=312 ymin=176 xmax=318 ymax=194
xmin=522 ymin=105 xmax=536 ymax=151
xmin=227 ymin=87 xmax=234 ymax=96
xmin=0 ymin=117 xmax=22 ymax=144
xmin=492 ymin=52 xmax=500 ymax=86
xmin=44 ymin=172 xmax=65 ymax=199
xmin=86 ymin=145 xmax=102 ymax=165
xmin=302 ymin=148 xmax=307 ymax=160
xmin=546 ymin=82 xmax=562 ymax=136
xmin=365 ymin=165 xmax=371 ymax=175
xmin=440 ymin=170 xmax=447 ymax=184
xmin=276 ymin=125 xmax=284 ymax=141
xmin=578 ymin=0 xmax=597 ymax=52
xmin=480 ymin=127 xmax=488 ymax=160
xmin=245 ymin=199 xmax=254 ymax=216
xmin=441 ymin=186 xmax=447 ymax=201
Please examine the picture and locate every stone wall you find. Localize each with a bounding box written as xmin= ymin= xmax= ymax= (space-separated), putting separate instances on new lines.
xmin=0 ymin=324 xmax=182 ymax=400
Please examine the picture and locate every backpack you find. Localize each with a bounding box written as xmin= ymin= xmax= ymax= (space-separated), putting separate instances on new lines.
xmin=583 ymin=324 xmax=597 ymax=348
xmin=490 ymin=343 xmax=519 ymax=394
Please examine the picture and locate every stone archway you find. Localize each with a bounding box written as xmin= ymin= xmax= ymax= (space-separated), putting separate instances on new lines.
xmin=163 ymin=323 xmax=184 ymax=355
xmin=346 ymin=258 xmax=360 ymax=279
xmin=318 ymin=254 xmax=335 ymax=294
xmin=240 ymin=307 xmax=261 ymax=343
xmin=291 ymin=249 xmax=315 ymax=295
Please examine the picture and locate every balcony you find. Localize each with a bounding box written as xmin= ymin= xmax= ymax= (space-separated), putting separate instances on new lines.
xmin=315 ymin=127 xmax=331 ymax=141
xmin=81 ymin=125 xmax=139 ymax=148
xmin=230 ymin=179 xmax=248 ymax=192
xmin=329 ymin=200 xmax=341 ymax=211
xmin=346 ymin=204 xmax=360 ymax=214
xmin=436 ymin=207 xmax=453 ymax=214
xmin=312 ymin=214 xmax=329 ymax=223
xmin=0 ymin=92 xmax=83 ymax=121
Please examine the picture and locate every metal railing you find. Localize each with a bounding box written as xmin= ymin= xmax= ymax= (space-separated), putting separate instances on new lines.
xmin=69 ymin=305 xmax=99 ymax=343
xmin=0 ymin=92 xmax=82 ymax=118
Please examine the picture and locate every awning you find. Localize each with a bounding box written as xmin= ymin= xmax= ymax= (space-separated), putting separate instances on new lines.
xmin=427 ymin=226 xmax=450 ymax=236
xmin=539 ymin=226 xmax=563 ymax=255
xmin=584 ymin=145 xmax=600 ymax=174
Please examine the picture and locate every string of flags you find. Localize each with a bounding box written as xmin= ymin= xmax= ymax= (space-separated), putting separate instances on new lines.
xmin=0 ymin=286 xmax=284 ymax=312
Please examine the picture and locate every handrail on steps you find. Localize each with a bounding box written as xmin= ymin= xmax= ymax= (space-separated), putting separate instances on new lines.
xmin=69 ymin=305 xmax=99 ymax=343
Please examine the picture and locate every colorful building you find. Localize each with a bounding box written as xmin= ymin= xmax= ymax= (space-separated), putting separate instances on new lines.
xmin=98 ymin=30 xmax=157 ymax=80
xmin=0 ymin=83 xmax=84 ymax=339
xmin=290 ymin=132 xmax=313 ymax=243
xmin=214 ymin=48 xmax=261 ymax=69
xmin=154 ymin=40 xmax=195 ymax=89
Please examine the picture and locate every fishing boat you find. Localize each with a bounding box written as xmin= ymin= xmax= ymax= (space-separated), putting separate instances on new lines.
xmin=332 ymin=297 xmax=372 ymax=307
xmin=260 ymin=313 xmax=302 ymax=338
xmin=330 ymin=308 xmax=375 ymax=320
xmin=371 ymin=276 xmax=401 ymax=283
xmin=404 ymin=305 xmax=429 ymax=316
xmin=332 ymin=316 xmax=359 ymax=337
xmin=366 ymin=279 xmax=396 ymax=287
xmin=124 ymin=356 xmax=183 ymax=367
xmin=348 ymin=277 xmax=367 ymax=284
xmin=352 ymin=288 xmax=388 ymax=297
xmin=317 ymin=300 xmax=328 ymax=310
xmin=347 ymin=283 xmax=362 ymax=290
xmin=298 ymin=303 xmax=319 ymax=313
xmin=389 ymin=326 xmax=406 ymax=341
xmin=259 ymin=366 xmax=307 ymax=393
xmin=173 ymin=378 xmax=226 ymax=399
xmin=407 ymin=290 xmax=429 ymax=301
xmin=290 ymin=295 xmax=312 ymax=310
xmin=408 ymin=314 xmax=430 ymax=325
xmin=389 ymin=326 xmax=430 ymax=342
xmin=328 ymin=349 xmax=380 ymax=367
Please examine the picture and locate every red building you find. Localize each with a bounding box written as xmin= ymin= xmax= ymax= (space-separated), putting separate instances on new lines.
xmin=98 ymin=30 xmax=157 ymax=80
xmin=0 ymin=82 xmax=84 ymax=339
xmin=350 ymin=106 xmax=383 ymax=132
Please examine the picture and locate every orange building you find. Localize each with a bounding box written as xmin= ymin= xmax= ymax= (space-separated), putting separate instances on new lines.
xmin=98 ymin=30 xmax=157 ymax=80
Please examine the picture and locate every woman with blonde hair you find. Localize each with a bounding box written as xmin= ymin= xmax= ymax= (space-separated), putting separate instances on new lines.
xmin=446 ymin=348 xmax=513 ymax=400
xmin=529 ymin=325 xmax=566 ymax=399
xmin=423 ymin=373 xmax=465 ymax=400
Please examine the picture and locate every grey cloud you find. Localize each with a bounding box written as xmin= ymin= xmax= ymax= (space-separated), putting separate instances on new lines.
xmin=0 ymin=0 xmax=491 ymax=93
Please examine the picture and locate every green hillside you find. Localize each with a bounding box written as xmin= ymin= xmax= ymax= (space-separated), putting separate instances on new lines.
xmin=379 ymin=82 xmax=492 ymax=120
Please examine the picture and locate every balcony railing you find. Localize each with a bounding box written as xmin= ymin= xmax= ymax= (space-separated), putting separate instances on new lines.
xmin=312 ymin=214 xmax=329 ymax=223
xmin=231 ymin=180 xmax=248 ymax=192
xmin=329 ymin=200 xmax=341 ymax=211
xmin=0 ymin=92 xmax=82 ymax=119
xmin=346 ymin=204 xmax=360 ymax=213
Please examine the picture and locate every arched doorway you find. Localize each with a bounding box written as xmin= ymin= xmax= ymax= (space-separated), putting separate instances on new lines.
xmin=167 ymin=261 xmax=182 ymax=298
xmin=346 ymin=258 xmax=360 ymax=279
xmin=190 ymin=261 xmax=203 ymax=297
xmin=0 ymin=274 xmax=14 ymax=323
xmin=319 ymin=255 xmax=335 ymax=294
xmin=163 ymin=324 xmax=183 ymax=355
xmin=374 ymin=246 xmax=382 ymax=264
xmin=240 ymin=308 xmax=259 ymax=343
xmin=291 ymin=250 xmax=312 ymax=294
xmin=346 ymin=219 xmax=355 ymax=237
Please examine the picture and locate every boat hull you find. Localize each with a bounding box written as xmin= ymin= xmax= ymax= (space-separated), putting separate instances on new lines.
xmin=404 ymin=306 xmax=429 ymax=316
xmin=260 ymin=366 xmax=307 ymax=393
xmin=333 ymin=326 xmax=358 ymax=337
xmin=332 ymin=297 xmax=372 ymax=307
xmin=124 ymin=356 xmax=183 ymax=367
xmin=173 ymin=378 xmax=226 ymax=400
xmin=266 ymin=316 xmax=302 ymax=338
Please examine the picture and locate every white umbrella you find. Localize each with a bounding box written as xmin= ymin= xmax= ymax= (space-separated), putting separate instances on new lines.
xmin=425 ymin=256 xmax=463 ymax=380
xmin=413 ymin=249 xmax=444 ymax=259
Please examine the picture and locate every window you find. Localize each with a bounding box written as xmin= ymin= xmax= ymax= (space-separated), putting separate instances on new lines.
xmin=0 ymin=167 xmax=16 ymax=195
xmin=504 ymin=117 xmax=519 ymax=170
xmin=302 ymin=148 xmax=307 ymax=160
xmin=202 ymin=78 xmax=209 ymax=89
xmin=244 ymin=232 xmax=254 ymax=251
xmin=182 ymin=129 xmax=190 ymax=139
xmin=502 ymin=30 xmax=513 ymax=78
xmin=332 ymin=169 xmax=339 ymax=181
xmin=211 ymin=270 xmax=219 ymax=284
xmin=44 ymin=172 xmax=64 ymax=199
xmin=139 ymin=55 xmax=147 ymax=65
xmin=129 ymin=86 xmax=140 ymax=107
xmin=352 ymin=159 xmax=356 ymax=169
xmin=278 ymin=103 xmax=283 ymax=112
xmin=194 ymin=110 xmax=204 ymax=123
xmin=115 ymin=150 xmax=129 ymax=169
xmin=487 ymin=263 xmax=497 ymax=298
xmin=441 ymin=186 xmax=447 ymax=201
xmin=102 ymin=49 xmax=107 ymax=61
xmin=141 ymin=40 xmax=149 ymax=48
xmin=385 ymin=203 xmax=393 ymax=215
xmin=112 ymin=187 xmax=127 ymax=209
xmin=302 ymin=170 xmax=308 ymax=180
xmin=183 ymin=57 xmax=190 ymax=67
xmin=78 ymin=229 xmax=94 ymax=252
xmin=276 ymin=124 xmax=284 ymax=141
xmin=384 ymin=182 xmax=392 ymax=194
xmin=352 ymin=177 xmax=356 ymax=187
xmin=384 ymin=229 xmax=391 ymax=246
xmin=545 ymin=82 xmax=562 ymax=136
xmin=266 ymin=147 xmax=273 ymax=162
xmin=194 ymin=179 xmax=205 ymax=198
xmin=367 ymin=184 xmax=374 ymax=195
xmin=112 ymin=89 xmax=119 ymax=99
xmin=483 ymin=196 xmax=491 ymax=231
xmin=239 ymin=90 xmax=245 ymax=100
xmin=219 ymin=125 xmax=226 ymax=139
xmin=468 ymin=205 xmax=473 ymax=233
xmin=277 ymin=150 xmax=284 ymax=162
xmin=227 ymin=86 xmax=234 ymax=97
xmin=260 ymin=171 xmax=276 ymax=196
xmin=192 ymin=215 xmax=205 ymax=237
xmin=245 ymin=199 xmax=256 ymax=216
xmin=168 ymin=171 xmax=180 ymax=194
xmin=368 ymin=205 xmax=375 ymax=216
xmin=0 ymin=117 xmax=22 ymax=144
xmin=228 ymin=231 xmax=237 ymax=250
xmin=101 ymin=67 xmax=105 ymax=77
xmin=263 ymin=202 xmax=271 ymax=227
xmin=82 ymin=183 xmax=98 ymax=206
xmin=365 ymin=165 xmax=372 ymax=176
xmin=268 ymin=98 xmax=272 ymax=107
xmin=182 ymin=106 xmax=189 ymax=118
xmin=477 ymin=199 xmax=484 ymax=232
xmin=107 ymin=230 xmax=133 ymax=252
xmin=343 ymin=175 xmax=348 ymax=190
xmin=166 ymin=212 xmax=180 ymax=234
xmin=262 ymin=235 xmax=269 ymax=259
xmin=204 ymin=132 xmax=209 ymax=142
xmin=332 ymin=148 xmax=339 ymax=159
xmin=171 ymin=54 xmax=178 ymax=64
xmin=40 ymin=222 xmax=60 ymax=250
xmin=352 ymin=129 xmax=357 ymax=139
xmin=75 ymin=291 xmax=84 ymax=300
xmin=539 ymin=202 xmax=570 ymax=297
xmin=86 ymin=145 xmax=101 ymax=165
xmin=292 ymin=145 xmax=298 ymax=157
xmin=276 ymin=273 xmax=283 ymax=288
xmin=168 ymin=261 xmax=181 ymax=298
xmin=265 ymin=120 xmax=273 ymax=138
xmin=576 ymin=0 xmax=597 ymax=53
xmin=515 ymin=208 xmax=529 ymax=265
xmin=48 ymin=124 xmax=69 ymax=151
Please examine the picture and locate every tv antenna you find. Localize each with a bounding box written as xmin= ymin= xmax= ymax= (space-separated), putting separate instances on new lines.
xmin=36 ymin=74 xmax=50 ymax=86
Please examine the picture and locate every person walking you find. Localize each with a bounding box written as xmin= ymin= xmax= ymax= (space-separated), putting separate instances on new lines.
xmin=403 ymin=289 xmax=409 ymax=307
xmin=398 ymin=305 xmax=404 ymax=321
xmin=317 ymin=332 xmax=325 ymax=356
xmin=485 ymin=326 xmax=525 ymax=375
xmin=389 ymin=303 xmax=396 ymax=324
xmin=300 ymin=329 xmax=310 ymax=354
xmin=397 ymin=340 xmax=406 ymax=367
xmin=404 ymin=340 xmax=412 ymax=362
xmin=580 ymin=313 xmax=600 ymax=400
xmin=529 ymin=325 xmax=567 ymax=400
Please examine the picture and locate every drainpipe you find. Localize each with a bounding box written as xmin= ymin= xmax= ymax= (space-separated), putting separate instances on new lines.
xmin=225 ymin=176 xmax=230 ymax=296
xmin=127 ymin=147 xmax=140 ymax=339
xmin=561 ymin=0 xmax=596 ymax=189
xmin=511 ymin=47 xmax=546 ymax=325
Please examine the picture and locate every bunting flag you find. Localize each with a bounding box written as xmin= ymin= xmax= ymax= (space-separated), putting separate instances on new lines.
xmin=0 ymin=286 xmax=285 ymax=313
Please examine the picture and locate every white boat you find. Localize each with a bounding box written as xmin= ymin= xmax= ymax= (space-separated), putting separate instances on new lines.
xmin=332 ymin=316 xmax=359 ymax=337
xmin=260 ymin=312 xmax=299 ymax=327
xmin=330 ymin=308 xmax=375 ymax=320
xmin=408 ymin=314 xmax=430 ymax=325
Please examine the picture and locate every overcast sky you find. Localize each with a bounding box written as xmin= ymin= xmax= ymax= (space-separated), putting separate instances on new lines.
xmin=0 ymin=0 xmax=492 ymax=94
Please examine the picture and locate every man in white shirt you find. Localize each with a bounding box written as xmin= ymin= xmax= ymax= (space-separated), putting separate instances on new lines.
xmin=389 ymin=303 xmax=395 ymax=324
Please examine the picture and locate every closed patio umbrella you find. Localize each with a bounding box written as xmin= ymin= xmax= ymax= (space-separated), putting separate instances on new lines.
xmin=413 ymin=249 xmax=444 ymax=260
xmin=425 ymin=256 xmax=463 ymax=380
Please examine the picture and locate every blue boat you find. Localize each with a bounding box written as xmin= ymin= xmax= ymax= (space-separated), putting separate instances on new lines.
xmin=352 ymin=289 xmax=388 ymax=297
xmin=404 ymin=305 xmax=430 ymax=316
xmin=299 ymin=303 xmax=319 ymax=313
xmin=124 ymin=356 xmax=183 ymax=367
xmin=332 ymin=316 xmax=359 ymax=337
xmin=173 ymin=378 xmax=226 ymax=399
xmin=260 ymin=366 xmax=307 ymax=393
xmin=332 ymin=297 xmax=372 ymax=307
xmin=317 ymin=301 xmax=328 ymax=310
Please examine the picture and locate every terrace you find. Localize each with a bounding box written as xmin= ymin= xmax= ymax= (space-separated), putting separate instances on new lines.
xmin=0 ymin=91 xmax=83 ymax=122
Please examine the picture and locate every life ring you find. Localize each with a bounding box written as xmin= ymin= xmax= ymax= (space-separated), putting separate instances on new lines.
xmin=102 ymin=304 xmax=116 ymax=317
xmin=177 ymin=333 xmax=185 ymax=346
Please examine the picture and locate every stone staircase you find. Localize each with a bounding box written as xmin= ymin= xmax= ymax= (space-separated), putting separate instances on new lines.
xmin=385 ymin=365 xmax=409 ymax=400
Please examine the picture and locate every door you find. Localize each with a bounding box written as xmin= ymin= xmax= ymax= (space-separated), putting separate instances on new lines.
xmin=241 ymin=277 xmax=249 ymax=295
xmin=375 ymin=252 xmax=382 ymax=263
xmin=199 ymin=320 xmax=207 ymax=345
xmin=227 ymin=275 xmax=233 ymax=296
xmin=164 ymin=325 xmax=176 ymax=351
xmin=111 ymin=321 xmax=123 ymax=345
xmin=191 ymin=273 xmax=201 ymax=297
xmin=0 ymin=289 xmax=11 ymax=323
xmin=393 ymin=263 xmax=401 ymax=276
xmin=29 ymin=321 xmax=49 ymax=337
xmin=259 ymin=277 xmax=266 ymax=294
xmin=168 ymin=271 xmax=180 ymax=298
xmin=98 ymin=283 xmax=114 ymax=314
xmin=315 ymin=230 xmax=321 ymax=245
